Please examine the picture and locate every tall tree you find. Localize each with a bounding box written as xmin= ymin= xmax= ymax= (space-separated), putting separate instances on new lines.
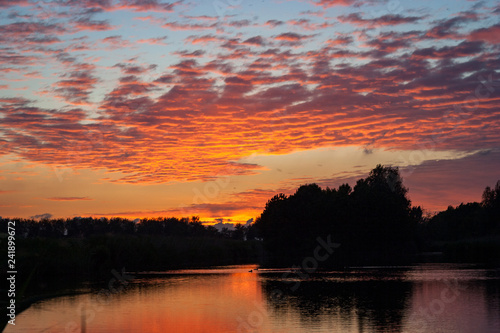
xmin=255 ymin=165 xmax=421 ymax=267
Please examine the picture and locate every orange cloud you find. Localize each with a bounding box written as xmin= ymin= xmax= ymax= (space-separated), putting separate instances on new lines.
xmin=1 ymin=0 xmax=499 ymax=192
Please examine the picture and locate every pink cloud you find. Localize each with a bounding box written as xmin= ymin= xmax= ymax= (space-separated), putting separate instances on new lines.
xmin=0 ymin=0 xmax=30 ymax=6
xmin=186 ymin=34 xmax=225 ymax=45
xmin=63 ymin=0 xmax=180 ymax=12
xmin=137 ymin=36 xmax=168 ymax=45
xmin=467 ymin=24 xmax=500 ymax=44
xmin=275 ymin=32 xmax=312 ymax=41
xmin=101 ymin=35 xmax=134 ymax=48
xmin=326 ymin=35 xmax=353 ymax=46
xmin=287 ymin=19 xmax=334 ymax=30
xmin=312 ymin=0 xmax=359 ymax=8
xmin=115 ymin=0 xmax=180 ymax=12
xmin=0 ymin=22 xmax=66 ymax=36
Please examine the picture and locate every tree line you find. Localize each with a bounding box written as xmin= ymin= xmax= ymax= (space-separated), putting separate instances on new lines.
xmin=1 ymin=216 xmax=249 ymax=240
xmin=252 ymin=165 xmax=500 ymax=266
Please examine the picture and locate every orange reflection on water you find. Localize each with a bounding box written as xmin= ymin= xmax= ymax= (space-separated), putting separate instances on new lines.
xmin=91 ymin=266 xmax=264 ymax=332
xmin=10 ymin=265 xmax=266 ymax=333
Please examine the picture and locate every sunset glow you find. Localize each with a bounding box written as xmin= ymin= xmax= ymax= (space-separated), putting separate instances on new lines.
xmin=1 ymin=0 xmax=499 ymax=223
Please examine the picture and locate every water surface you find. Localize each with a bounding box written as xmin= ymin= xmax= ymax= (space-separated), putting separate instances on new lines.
xmin=7 ymin=263 xmax=500 ymax=332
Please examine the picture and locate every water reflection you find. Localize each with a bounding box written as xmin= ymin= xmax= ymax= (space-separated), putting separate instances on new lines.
xmin=261 ymin=268 xmax=412 ymax=333
xmin=403 ymin=264 xmax=500 ymax=333
xmin=6 ymin=264 xmax=500 ymax=333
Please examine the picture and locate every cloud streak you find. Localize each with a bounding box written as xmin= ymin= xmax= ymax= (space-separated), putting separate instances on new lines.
xmin=338 ymin=13 xmax=423 ymax=27
xmin=45 ymin=197 xmax=94 ymax=201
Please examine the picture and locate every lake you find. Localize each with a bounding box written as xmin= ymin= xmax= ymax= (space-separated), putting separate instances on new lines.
xmin=6 ymin=263 xmax=500 ymax=333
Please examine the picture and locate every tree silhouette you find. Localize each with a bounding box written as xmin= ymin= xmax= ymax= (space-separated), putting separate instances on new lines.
xmin=482 ymin=181 xmax=500 ymax=231
xmin=255 ymin=165 xmax=422 ymax=266
xmin=349 ymin=165 xmax=418 ymax=264
xmin=482 ymin=180 xmax=500 ymax=209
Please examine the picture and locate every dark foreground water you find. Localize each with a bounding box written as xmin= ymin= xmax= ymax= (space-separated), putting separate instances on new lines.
xmin=6 ymin=263 xmax=500 ymax=333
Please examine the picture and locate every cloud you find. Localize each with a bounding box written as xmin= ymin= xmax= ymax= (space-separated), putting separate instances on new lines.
xmin=0 ymin=190 xmax=14 ymax=194
xmin=0 ymin=22 xmax=66 ymax=50
xmin=74 ymin=18 xmax=115 ymax=31
xmin=137 ymin=36 xmax=168 ymax=45
xmin=312 ymin=0 xmax=360 ymax=8
xmin=3 ymin=43 xmax=494 ymax=183
xmin=364 ymin=37 xmax=412 ymax=54
xmin=173 ymin=50 xmax=206 ymax=57
xmin=62 ymin=0 xmax=180 ymax=12
xmin=274 ymin=32 xmax=314 ymax=47
xmin=411 ymin=41 xmax=484 ymax=59
xmin=424 ymin=13 xmax=479 ymax=39
xmin=208 ymin=218 xmax=254 ymax=229
xmin=265 ymin=19 xmax=284 ymax=28
xmin=25 ymin=36 xmax=62 ymax=45
xmin=0 ymin=52 xmax=37 ymax=66
xmin=275 ymin=32 xmax=313 ymax=41
xmin=242 ymin=36 xmax=266 ymax=46
xmin=64 ymin=0 xmax=113 ymax=9
xmin=182 ymin=15 xmax=218 ymax=22
xmin=0 ymin=0 xmax=499 ymax=189
xmin=30 ymin=213 xmax=53 ymax=220
xmin=185 ymin=34 xmax=226 ymax=45
xmin=338 ymin=13 xmax=423 ymax=27
xmin=212 ymin=220 xmax=235 ymax=231
xmin=0 ymin=22 xmax=66 ymax=35
xmin=87 ymin=196 xmax=262 ymax=222
xmin=45 ymin=197 xmax=94 ymax=201
xmin=467 ymin=23 xmax=500 ymax=44
xmin=54 ymin=69 xmax=98 ymax=104
xmin=115 ymin=0 xmax=180 ymax=12
xmin=114 ymin=62 xmax=158 ymax=74
xmin=163 ymin=21 xmax=216 ymax=31
xmin=223 ymin=19 xmax=252 ymax=28
xmin=0 ymin=0 xmax=29 ymax=6
xmin=287 ymin=18 xmax=335 ymax=30
xmin=326 ymin=35 xmax=354 ymax=46
xmin=495 ymin=4 xmax=500 ymax=14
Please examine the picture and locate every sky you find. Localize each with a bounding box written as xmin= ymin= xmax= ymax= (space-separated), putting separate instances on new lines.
xmin=0 ymin=0 xmax=499 ymax=225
